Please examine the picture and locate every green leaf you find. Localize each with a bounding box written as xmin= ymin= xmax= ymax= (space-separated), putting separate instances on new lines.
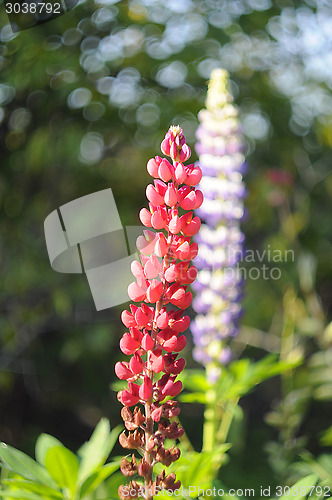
xmin=1 ymin=479 xmax=62 ymax=499
xmin=179 ymin=392 xmax=208 ymax=404
xmin=79 ymin=462 xmax=120 ymax=498
xmin=35 ymin=434 xmax=64 ymax=467
xmin=78 ymin=419 xmax=121 ymax=483
xmin=44 ymin=445 xmax=79 ymax=496
xmin=104 ymin=471 xmax=125 ymax=498
xmin=0 ymin=490 xmax=47 ymax=500
xmin=180 ymin=370 xmax=211 ymax=393
xmin=217 ymin=356 xmax=303 ymax=402
xmin=0 ymin=443 xmax=57 ymax=488
xmin=275 ymin=475 xmax=318 ymax=500
xmin=167 ymin=445 xmax=230 ymax=493
xmin=179 ymin=357 xmax=303 ymax=408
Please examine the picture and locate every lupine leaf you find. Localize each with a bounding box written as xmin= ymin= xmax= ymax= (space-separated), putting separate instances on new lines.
xmin=165 ymin=445 xmax=230 ymax=494
xmin=104 ymin=471 xmax=125 ymax=497
xmin=35 ymin=434 xmax=64 ymax=467
xmin=44 ymin=445 xmax=79 ymax=496
xmin=0 ymin=443 xmax=57 ymax=488
xmin=1 ymin=479 xmax=62 ymax=499
xmin=217 ymin=356 xmax=302 ymax=401
xmin=180 ymin=357 xmax=302 ymax=407
xmin=79 ymin=462 xmax=120 ymax=498
xmin=179 ymin=392 xmax=208 ymax=404
xmin=0 ymin=490 xmax=46 ymax=499
xmin=77 ymin=419 xmax=122 ymax=483
xmin=180 ymin=371 xmax=211 ymax=392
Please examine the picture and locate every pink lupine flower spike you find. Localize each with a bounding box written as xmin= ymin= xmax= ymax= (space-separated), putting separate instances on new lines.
xmin=116 ymin=126 xmax=203 ymax=500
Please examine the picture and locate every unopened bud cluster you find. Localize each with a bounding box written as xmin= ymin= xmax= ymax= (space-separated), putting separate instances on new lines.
xmin=116 ymin=126 xmax=203 ymax=499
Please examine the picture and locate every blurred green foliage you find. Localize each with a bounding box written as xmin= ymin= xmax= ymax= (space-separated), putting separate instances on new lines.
xmin=0 ymin=418 xmax=121 ymax=499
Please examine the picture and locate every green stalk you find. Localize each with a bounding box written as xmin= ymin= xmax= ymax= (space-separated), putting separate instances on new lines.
xmin=202 ymin=386 xmax=218 ymax=452
xmin=216 ymin=398 xmax=239 ymax=445
xmin=203 ymin=363 xmax=239 ymax=451
xmin=202 ymin=364 xmax=221 ymax=451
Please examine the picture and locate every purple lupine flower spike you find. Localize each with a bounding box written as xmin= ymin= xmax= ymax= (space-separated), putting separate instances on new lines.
xmin=191 ymin=69 xmax=246 ymax=377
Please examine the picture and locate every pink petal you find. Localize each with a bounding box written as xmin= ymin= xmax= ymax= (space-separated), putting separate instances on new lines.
xmin=147 ymin=157 xmax=160 ymax=177
xmin=120 ymin=333 xmax=141 ymax=355
xmin=129 ymin=353 xmax=144 ymax=374
xmin=174 ymin=241 xmax=190 ymax=260
xmin=172 ymin=315 xmax=190 ymax=332
xmin=169 ymin=215 xmax=182 ymax=235
xmin=131 ymin=260 xmax=144 ymax=279
xmin=174 ymin=335 xmax=187 ymax=352
xmin=193 ymin=189 xmax=203 ymax=209
xmin=139 ymin=376 xmax=153 ymax=400
xmin=151 ymin=406 xmax=163 ymax=422
xmin=144 ymin=256 xmax=160 ymax=280
xmin=164 ymin=184 xmax=178 ymax=207
xmin=170 ymin=142 xmax=178 ymax=161
xmin=115 ymin=362 xmax=133 ymax=380
xmin=163 ymin=335 xmax=179 ymax=352
xmin=121 ymin=389 xmax=140 ymax=406
xmin=156 ymin=311 xmax=169 ymax=329
xmin=170 ymin=287 xmax=185 ymax=306
xmin=182 ymin=216 xmax=201 ymax=236
xmin=150 ymin=350 xmax=164 ymax=373
xmin=121 ymin=310 xmax=136 ymax=328
xmin=128 ymin=281 xmax=146 ymax=302
xmin=146 ymin=184 xmax=164 ymax=206
xmin=146 ymin=279 xmax=163 ymax=303
xmin=186 ymin=166 xmax=202 ymax=186
xmin=135 ymin=307 xmax=150 ymax=327
xmin=175 ymin=163 xmax=187 ymax=184
xmin=179 ymin=144 xmax=191 ymax=162
xmin=158 ymin=159 xmax=173 ymax=182
xmin=154 ymin=233 xmax=168 ymax=257
xmin=169 ymin=380 xmax=182 ymax=397
xmin=142 ymin=333 xmax=154 ymax=351
xmin=139 ymin=208 xmax=152 ymax=227
xmin=165 ymin=264 xmax=178 ymax=283
xmin=165 ymin=357 xmax=185 ymax=375
xmin=161 ymin=138 xmax=170 ymax=156
xmin=180 ymin=190 xmax=196 ymax=210
xmin=189 ymin=242 xmax=198 ymax=260
xmin=151 ymin=210 xmax=166 ymax=230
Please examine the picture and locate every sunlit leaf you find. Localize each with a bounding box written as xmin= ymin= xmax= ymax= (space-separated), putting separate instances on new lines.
xmin=79 ymin=462 xmax=120 ymax=499
xmin=0 ymin=443 xmax=57 ymax=489
xmin=35 ymin=434 xmax=64 ymax=467
xmin=44 ymin=445 xmax=79 ymax=496
xmin=1 ymin=479 xmax=62 ymax=499
xmin=78 ymin=419 xmax=122 ymax=483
